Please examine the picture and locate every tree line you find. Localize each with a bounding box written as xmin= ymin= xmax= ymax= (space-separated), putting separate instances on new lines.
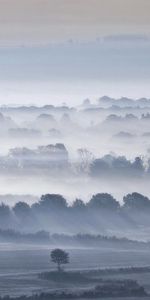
xmin=0 ymin=192 xmax=150 ymax=232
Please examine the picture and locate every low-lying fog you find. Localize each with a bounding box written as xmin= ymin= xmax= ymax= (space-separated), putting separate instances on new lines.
xmin=1 ymin=175 xmax=150 ymax=205
xmin=0 ymin=97 xmax=150 ymax=202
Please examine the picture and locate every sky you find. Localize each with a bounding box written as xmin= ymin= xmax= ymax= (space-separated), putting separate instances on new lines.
xmin=0 ymin=0 xmax=150 ymax=45
xmin=0 ymin=0 xmax=149 ymax=105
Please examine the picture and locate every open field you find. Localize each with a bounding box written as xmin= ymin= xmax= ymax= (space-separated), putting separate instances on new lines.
xmin=0 ymin=245 xmax=150 ymax=297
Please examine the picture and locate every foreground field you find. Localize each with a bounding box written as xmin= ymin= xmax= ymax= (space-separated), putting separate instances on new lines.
xmin=0 ymin=245 xmax=150 ymax=297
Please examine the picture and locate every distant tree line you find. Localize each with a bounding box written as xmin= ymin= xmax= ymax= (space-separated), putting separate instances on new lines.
xmin=0 ymin=229 xmax=149 ymax=249
xmin=90 ymin=155 xmax=147 ymax=178
xmin=0 ymin=145 xmax=150 ymax=179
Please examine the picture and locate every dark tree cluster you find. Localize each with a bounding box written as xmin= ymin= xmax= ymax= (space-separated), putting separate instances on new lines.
xmin=90 ymin=155 xmax=145 ymax=177
xmin=1 ymin=192 xmax=150 ymax=233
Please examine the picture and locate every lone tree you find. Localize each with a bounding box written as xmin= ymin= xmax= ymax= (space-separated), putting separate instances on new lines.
xmin=51 ymin=249 xmax=69 ymax=272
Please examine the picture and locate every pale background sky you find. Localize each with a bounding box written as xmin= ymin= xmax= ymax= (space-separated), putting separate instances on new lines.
xmin=0 ymin=0 xmax=149 ymax=105
xmin=0 ymin=0 xmax=150 ymax=45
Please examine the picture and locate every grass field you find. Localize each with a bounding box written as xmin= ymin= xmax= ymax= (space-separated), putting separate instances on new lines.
xmin=0 ymin=245 xmax=150 ymax=297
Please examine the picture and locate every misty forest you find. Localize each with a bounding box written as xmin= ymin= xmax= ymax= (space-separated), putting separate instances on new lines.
xmin=0 ymin=99 xmax=150 ymax=298
xmin=1 ymin=0 xmax=150 ymax=299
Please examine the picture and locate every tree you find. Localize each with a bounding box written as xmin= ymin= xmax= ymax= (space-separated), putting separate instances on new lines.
xmin=88 ymin=193 xmax=119 ymax=211
xmin=51 ymin=249 xmax=69 ymax=272
xmin=90 ymin=158 xmax=110 ymax=176
xmin=77 ymin=148 xmax=94 ymax=173
xmin=13 ymin=202 xmax=31 ymax=218
xmin=123 ymin=193 xmax=150 ymax=211
xmin=0 ymin=203 xmax=11 ymax=226
xmin=38 ymin=194 xmax=67 ymax=212
xmin=132 ymin=157 xmax=144 ymax=175
xmin=72 ymin=199 xmax=86 ymax=210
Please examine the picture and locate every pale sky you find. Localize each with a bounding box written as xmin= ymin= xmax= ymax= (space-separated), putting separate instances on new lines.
xmin=0 ymin=0 xmax=149 ymax=45
xmin=0 ymin=0 xmax=149 ymax=105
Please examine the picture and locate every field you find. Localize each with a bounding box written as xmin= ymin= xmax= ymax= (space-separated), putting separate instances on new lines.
xmin=0 ymin=244 xmax=150 ymax=298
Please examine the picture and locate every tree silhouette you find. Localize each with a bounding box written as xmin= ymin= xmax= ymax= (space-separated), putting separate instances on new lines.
xmin=77 ymin=148 xmax=94 ymax=173
xmin=51 ymin=248 xmax=69 ymax=272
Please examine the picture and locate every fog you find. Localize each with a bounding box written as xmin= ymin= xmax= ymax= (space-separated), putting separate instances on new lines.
xmin=1 ymin=37 xmax=150 ymax=108
xmin=0 ymin=99 xmax=150 ymax=202
xmin=1 ymin=1 xmax=150 ymax=297
xmin=0 ymin=98 xmax=150 ymax=297
xmin=0 ymin=100 xmax=150 ymax=229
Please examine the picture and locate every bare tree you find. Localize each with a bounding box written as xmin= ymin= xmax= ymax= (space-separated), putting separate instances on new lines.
xmin=77 ymin=148 xmax=94 ymax=173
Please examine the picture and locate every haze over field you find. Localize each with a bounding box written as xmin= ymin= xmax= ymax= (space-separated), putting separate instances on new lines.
xmin=0 ymin=1 xmax=150 ymax=298
xmin=0 ymin=0 xmax=149 ymax=235
xmin=0 ymin=99 xmax=150 ymax=200
xmin=0 ymin=38 xmax=150 ymax=106
xmin=0 ymin=0 xmax=149 ymax=105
